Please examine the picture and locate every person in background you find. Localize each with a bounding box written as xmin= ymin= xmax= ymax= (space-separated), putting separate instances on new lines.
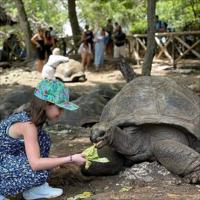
xmin=0 ymin=79 xmax=86 ymax=200
xmin=31 ymin=27 xmax=45 ymax=72
xmin=49 ymin=27 xmax=56 ymax=37
xmin=49 ymin=26 xmax=58 ymax=46
xmin=155 ymin=15 xmax=167 ymax=32
xmin=83 ymin=25 xmax=94 ymax=53
xmin=114 ymin=22 xmax=120 ymax=33
xmin=78 ymin=33 xmax=92 ymax=71
xmin=113 ymin=25 xmax=126 ymax=58
xmin=3 ymin=33 xmax=24 ymax=61
xmin=94 ymin=27 xmax=107 ymax=71
xmin=44 ymin=30 xmax=55 ymax=59
xmin=155 ymin=15 xmax=168 ymax=44
xmin=42 ymin=48 xmax=69 ymax=80
xmin=105 ymin=19 xmax=114 ymax=57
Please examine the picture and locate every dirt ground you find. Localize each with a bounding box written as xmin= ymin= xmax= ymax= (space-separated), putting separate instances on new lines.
xmin=1 ymin=60 xmax=200 ymax=200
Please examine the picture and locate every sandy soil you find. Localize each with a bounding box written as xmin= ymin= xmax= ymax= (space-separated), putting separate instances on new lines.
xmin=1 ymin=60 xmax=200 ymax=200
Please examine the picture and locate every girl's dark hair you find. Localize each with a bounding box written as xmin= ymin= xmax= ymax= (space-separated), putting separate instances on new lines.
xmin=25 ymin=95 xmax=48 ymax=127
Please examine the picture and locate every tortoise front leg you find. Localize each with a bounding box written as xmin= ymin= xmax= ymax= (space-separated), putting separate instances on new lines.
xmin=153 ymin=139 xmax=200 ymax=184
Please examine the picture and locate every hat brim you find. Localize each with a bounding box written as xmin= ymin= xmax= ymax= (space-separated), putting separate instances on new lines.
xmin=35 ymin=91 xmax=79 ymax=111
xmin=56 ymin=101 xmax=79 ymax=111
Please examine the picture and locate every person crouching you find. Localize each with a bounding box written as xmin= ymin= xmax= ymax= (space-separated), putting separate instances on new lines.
xmin=42 ymin=48 xmax=69 ymax=80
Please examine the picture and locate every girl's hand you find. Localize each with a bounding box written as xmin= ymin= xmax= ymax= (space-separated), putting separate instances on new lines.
xmin=71 ymin=153 xmax=86 ymax=166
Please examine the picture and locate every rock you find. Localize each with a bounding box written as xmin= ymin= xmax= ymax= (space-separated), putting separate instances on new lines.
xmin=119 ymin=161 xmax=181 ymax=184
xmin=0 ymin=86 xmax=34 ymax=120
xmin=0 ymin=62 xmax=11 ymax=69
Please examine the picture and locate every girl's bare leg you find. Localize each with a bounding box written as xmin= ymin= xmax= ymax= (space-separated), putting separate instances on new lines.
xmin=81 ymin=53 xmax=87 ymax=71
xmin=35 ymin=60 xmax=44 ymax=72
xmin=86 ymin=54 xmax=92 ymax=71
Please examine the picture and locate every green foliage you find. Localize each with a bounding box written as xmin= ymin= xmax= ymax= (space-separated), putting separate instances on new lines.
xmin=130 ymin=20 xmax=147 ymax=34
xmin=157 ymin=0 xmax=200 ymax=31
xmin=77 ymin=0 xmax=145 ymax=33
xmin=0 ymin=0 xmax=20 ymax=45
xmin=1 ymin=0 xmax=199 ymax=37
xmin=77 ymin=0 xmax=199 ymax=33
xmin=24 ymin=0 xmax=67 ymax=33
xmin=1 ymin=0 xmax=67 ymax=35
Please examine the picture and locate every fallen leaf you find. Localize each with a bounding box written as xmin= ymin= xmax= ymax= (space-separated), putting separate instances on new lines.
xmin=167 ymin=193 xmax=180 ymax=197
xmin=67 ymin=191 xmax=92 ymax=200
xmin=119 ymin=186 xmax=132 ymax=192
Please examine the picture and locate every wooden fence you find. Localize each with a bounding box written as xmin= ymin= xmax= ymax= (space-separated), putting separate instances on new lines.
xmin=129 ymin=31 xmax=200 ymax=68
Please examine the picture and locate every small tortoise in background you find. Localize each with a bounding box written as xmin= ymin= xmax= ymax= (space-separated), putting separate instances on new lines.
xmin=86 ymin=76 xmax=200 ymax=184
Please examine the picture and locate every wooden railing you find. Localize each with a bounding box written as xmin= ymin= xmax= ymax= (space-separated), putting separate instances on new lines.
xmin=129 ymin=31 xmax=200 ymax=68
xmin=57 ymin=35 xmax=81 ymax=56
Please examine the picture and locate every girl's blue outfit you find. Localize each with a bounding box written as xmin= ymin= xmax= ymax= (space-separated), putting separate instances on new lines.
xmin=0 ymin=112 xmax=51 ymax=196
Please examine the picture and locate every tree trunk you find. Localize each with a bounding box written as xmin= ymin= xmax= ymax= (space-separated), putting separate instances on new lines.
xmin=142 ymin=0 xmax=157 ymax=76
xmin=14 ymin=0 xmax=36 ymax=60
xmin=68 ymin=0 xmax=81 ymax=48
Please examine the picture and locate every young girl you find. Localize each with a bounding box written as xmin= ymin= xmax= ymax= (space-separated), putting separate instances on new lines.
xmin=0 ymin=79 xmax=86 ymax=200
xmin=78 ymin=33 xmax=92 ymax=71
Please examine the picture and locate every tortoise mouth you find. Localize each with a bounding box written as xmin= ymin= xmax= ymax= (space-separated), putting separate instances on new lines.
xmin=95 ymin=139 xmax=107 ymax=148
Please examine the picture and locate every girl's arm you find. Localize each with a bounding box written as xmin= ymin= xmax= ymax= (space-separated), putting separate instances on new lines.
xmin=18 ymin=122 xmax=85 ymax=171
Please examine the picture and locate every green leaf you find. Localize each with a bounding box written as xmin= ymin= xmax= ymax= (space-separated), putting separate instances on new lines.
xmin=67 ymin=191 xmax=92 ymax=200
xmin=82 ymin=145 xmax=109 ymax=169
xmin=119 ymin=186 xmax=132 ymax=193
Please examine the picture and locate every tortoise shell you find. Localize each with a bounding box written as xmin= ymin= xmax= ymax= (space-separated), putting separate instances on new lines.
xmin=100 ymin=76 xmax=200 ymax=139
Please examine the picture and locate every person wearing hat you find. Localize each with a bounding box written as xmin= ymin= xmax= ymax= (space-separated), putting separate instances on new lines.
xmin=0 ymin=79 xmax=86 ymax=200
xmin=42 ymin=48 xmax=69 ymax=80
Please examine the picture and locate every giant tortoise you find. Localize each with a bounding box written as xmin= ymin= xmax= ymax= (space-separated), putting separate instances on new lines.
xmin=55 ymin=59 xmax=86 ymax=82
xmin=87 ymin=76 xmax=200 ymax=184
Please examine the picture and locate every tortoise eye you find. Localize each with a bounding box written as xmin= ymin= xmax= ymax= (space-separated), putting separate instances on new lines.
xmin=99 ymin=130 xmax=106 ymax=137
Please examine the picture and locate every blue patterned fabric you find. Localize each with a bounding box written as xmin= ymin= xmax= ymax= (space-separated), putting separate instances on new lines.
xmin=0 ymin=112 xmax=51 ymax=196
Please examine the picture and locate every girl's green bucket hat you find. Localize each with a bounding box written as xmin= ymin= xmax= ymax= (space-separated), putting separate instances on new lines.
xmin=34 ymin=79 xmax=79 ymax=110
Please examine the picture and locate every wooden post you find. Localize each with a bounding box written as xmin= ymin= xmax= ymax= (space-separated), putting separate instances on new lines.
xmin=172 ymin=35 xmax=176 ymax=69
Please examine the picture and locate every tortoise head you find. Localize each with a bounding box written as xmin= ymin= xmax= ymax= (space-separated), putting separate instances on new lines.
xmin=90 ymin=122 xmax=113 ymax=148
